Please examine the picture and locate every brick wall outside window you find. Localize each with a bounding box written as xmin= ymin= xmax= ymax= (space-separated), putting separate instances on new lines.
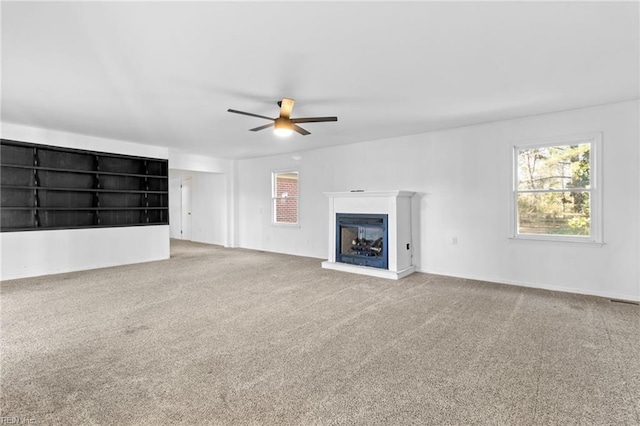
xmin=273 ymin=172 xmax=298 ymax=224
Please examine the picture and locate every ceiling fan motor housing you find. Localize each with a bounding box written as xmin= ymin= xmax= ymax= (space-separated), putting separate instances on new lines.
xmin=274 ymin=117 xmax=291 ymax=131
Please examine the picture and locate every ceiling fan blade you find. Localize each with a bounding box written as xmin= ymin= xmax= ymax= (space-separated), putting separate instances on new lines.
xmin=292 ymin=124 xmax=310 ymax=136
xmin=249 ymin=123 xmax=274 ymax=132
xmin=290 ymin=116 xmax=338 ymax=123
xmin=279 ymin=98 xmax=295 ymax=119
xmin=227 ymin=109 xmax=273 ymax=121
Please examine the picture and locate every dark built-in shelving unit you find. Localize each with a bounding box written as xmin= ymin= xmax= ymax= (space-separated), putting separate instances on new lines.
xmin=0 ymin=139 xmax=169 ymax=232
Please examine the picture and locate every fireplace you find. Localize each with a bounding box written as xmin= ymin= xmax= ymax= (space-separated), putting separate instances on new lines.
xmin=336 ymin=214 xmax=388 ymax=269
xmin=321 ymin=190 xmax=416 ymax=280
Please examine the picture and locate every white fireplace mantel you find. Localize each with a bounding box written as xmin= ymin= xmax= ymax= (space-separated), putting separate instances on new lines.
xmin=321 ymin=190 xmax=416 ymax=280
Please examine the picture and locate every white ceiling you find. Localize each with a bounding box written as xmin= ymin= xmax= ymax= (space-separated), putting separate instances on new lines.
xmin=2 ymin=1 xmax=639 ymax=160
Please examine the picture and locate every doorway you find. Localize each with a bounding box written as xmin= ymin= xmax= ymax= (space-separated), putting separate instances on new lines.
xmin=180 ymin=178 xmax=192 ymax=240
xmin=169 ymin=178 xmax=192 ymax=240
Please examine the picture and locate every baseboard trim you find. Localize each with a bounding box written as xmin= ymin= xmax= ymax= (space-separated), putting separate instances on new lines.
xmin=416 ymin=268 xmax=640 ymax=303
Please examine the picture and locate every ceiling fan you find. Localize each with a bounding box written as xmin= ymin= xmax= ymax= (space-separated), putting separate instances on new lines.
xmin=227 ymin=98 xmax=337 ymax=136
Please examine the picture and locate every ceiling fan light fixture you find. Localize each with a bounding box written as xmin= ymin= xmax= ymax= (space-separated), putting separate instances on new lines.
xmin=274 ymin=127 xmax=293 ymax=137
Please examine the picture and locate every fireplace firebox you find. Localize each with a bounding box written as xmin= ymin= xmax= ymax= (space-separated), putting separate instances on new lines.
xmin=336 ymin=213 xmax=388 ymax=269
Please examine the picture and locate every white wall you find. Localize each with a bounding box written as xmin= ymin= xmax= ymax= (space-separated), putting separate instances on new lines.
xmin=237 ymin=100 xmax=640 ymax=301
xmin=168 ymin=150 xmax=231 ymax=174
xmin=168 ymin=170 xmax=227 ymax=246
xmin=1 ymin=226 xmax=169 ymax=280
xmin=2 ymin=123 xmax=168 ymax=159
xmin=0 ymin=123 xmax=170 ymax=280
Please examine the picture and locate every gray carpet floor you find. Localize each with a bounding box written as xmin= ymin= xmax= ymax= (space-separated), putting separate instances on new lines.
xmin=1 ymin=239 xmax=639 ymax=425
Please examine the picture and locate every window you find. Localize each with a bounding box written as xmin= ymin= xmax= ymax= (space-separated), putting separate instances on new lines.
xmin=272 ymin=171 xmax=299 ymax=225
xmin=511 ymin=133 xmax=601 ymax=242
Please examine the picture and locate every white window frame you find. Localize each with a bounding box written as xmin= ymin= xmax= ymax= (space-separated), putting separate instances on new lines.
xmin=271 ymin=169 xmax=300 ymax=226
xmin=509 ymin=132 xmax=603 ymax=244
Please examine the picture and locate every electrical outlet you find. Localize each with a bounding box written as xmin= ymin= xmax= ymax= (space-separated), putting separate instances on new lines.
xmin=452 ymin=237 xmax=458 ymax=245
xmin=406 ymin=243 xmax=410 ymax=250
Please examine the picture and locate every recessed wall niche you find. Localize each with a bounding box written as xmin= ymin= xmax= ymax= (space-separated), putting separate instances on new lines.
xmin=0 ymin=139 xmax=168 ymax=231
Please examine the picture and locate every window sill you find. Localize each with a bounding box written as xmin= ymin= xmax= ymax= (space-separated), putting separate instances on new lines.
xmin=508 ymin=235 xmax=604 ymax=247
xmin=271 ymin=222 xmax=301 ymax=228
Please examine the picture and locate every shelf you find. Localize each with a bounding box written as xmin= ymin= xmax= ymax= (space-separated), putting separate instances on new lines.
xmin=1 ymin=139 xmax=168 ymax=162
xmin=2 ymin=207 xmax=168 ymax=211
xmin=0 ymin=222 xmax=168 ymax=233
xmin=0 ymin=163 xmax=167 ymax=179
xmin=1 ymin=184 xmax=167 ymax=194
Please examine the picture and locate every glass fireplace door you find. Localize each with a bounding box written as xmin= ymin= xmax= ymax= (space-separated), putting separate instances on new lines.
xmin=336 ymin=214 xmax=388 ymax=269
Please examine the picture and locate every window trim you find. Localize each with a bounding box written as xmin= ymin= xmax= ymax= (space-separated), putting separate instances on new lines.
xmin=271 ymin=169 xmax=300 ymax=227
xmin=509 ymin=132 xmax=603 ymax=244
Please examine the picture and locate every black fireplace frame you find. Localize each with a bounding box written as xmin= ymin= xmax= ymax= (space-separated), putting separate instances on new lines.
xmin=335 ymin=213 xmax=388 ymax=269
